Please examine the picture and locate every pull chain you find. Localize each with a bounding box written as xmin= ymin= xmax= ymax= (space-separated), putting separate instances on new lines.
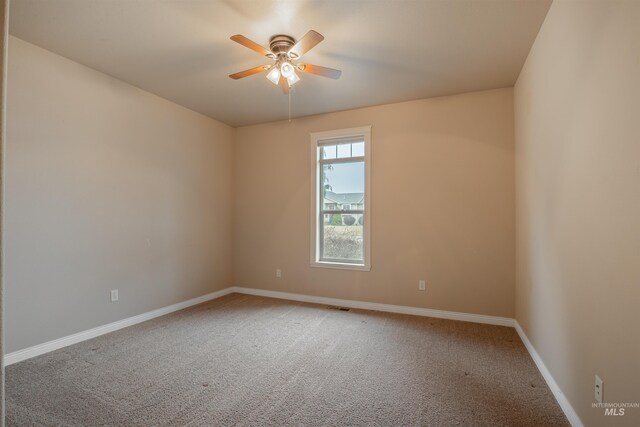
xmin=288 ymin=90 xmax=291 ymax=122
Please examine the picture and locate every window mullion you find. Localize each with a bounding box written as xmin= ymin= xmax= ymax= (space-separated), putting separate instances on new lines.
xmin=321 ymin=210 xmax=364 ymax=215
xmin=319 ymin=156 xmax=365 ymax=165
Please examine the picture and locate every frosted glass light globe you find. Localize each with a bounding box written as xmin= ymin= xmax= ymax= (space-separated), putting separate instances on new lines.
xmin=280 ymin=62 xmax=295 ymax=78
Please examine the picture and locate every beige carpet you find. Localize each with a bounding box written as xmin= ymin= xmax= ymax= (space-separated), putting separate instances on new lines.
xmin=6 ymin=293 xmax=569 ymax=426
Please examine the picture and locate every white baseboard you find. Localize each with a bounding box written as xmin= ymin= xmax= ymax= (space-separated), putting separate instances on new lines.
xmin=3 ymin=286 xmax=513 ymax=366
xmin=3 ymin=285 xmax=580 ymax=427
xmin=3 ymin=287 xmax=234 ymax=366
xmin=514 ymin=321 xmax=583 ymax=427
xmin=229 ymin=286 xmax=515 ymax=327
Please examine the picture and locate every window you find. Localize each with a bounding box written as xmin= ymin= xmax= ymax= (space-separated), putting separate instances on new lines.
xmin=310 ymin=126 xmax=371 ymax=270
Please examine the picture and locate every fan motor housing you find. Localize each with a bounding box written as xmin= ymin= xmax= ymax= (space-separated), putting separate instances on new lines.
xmin=269 ymin=35 xmax=296 ymax=56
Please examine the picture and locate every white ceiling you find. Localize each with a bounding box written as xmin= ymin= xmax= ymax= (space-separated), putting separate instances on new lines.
xmin=9 ymin=0 xmax=551 ymax=127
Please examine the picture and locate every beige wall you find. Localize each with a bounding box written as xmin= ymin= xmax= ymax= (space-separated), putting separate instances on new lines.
xmin=4 ymin=37 xmax=234 ymax=353
xmin=514 ymin=1 xmax=640 ymax=426
xmin=234 ymin=88 xmax=515 ymax=317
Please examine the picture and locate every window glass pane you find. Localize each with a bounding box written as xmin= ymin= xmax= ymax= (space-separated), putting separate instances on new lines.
xmin=320 ymin=160 xmax=365 ymax=262
xmin=321 ymin=214 xmax=364 ymax=261
xmin=337 ymin=144 xmax=352 ymax=158
xmin=352 ymin=142 xmax=365 ymax=157
xmin=322 ymin=145 xmax=337 ymax=160
xmin=321 ymin=161 xmax=364 ymax=209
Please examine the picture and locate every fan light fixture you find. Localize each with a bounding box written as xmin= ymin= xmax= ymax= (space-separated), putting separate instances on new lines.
xmin=229 ymin=30 xmax=342 ymax=94
xmin=266 ymin=61 xmax=299 ymax=87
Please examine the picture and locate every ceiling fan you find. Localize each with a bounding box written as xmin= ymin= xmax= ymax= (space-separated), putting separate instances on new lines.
xmin=228 ymin=30 xmax=341 ymax=93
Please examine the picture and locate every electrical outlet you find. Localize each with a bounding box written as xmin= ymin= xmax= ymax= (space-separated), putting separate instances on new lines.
xmin=110 ymin=289 xmax=119 ymax=302
xmin=276 ymin=269 xmax=282 ymax=278
xmin=595 ymin=375 xmax=603 ymax=403
xmin=418 ymin=280 xmax=426 ymax=291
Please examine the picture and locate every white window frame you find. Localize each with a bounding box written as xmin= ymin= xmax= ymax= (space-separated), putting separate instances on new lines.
xmin=310 ymin=126 xmax=371 ymax=271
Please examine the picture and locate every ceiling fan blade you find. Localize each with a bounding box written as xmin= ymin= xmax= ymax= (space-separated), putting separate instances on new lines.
xmin=229 ymin=65 xmax=270 ymax=80
xmin=279 ymin=75 xmax=290 ymax=94
xmin=297 ymin=63 xmax=342 ymax=79
xmin=288 ymin=30 xmax=324 ymax=59
xmin=230 ymin=35 xmax=276 ymax=58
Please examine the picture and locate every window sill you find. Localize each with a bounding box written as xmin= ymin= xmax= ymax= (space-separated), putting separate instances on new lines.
xmin=310 ymin=261 xmax=371 ymax=271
